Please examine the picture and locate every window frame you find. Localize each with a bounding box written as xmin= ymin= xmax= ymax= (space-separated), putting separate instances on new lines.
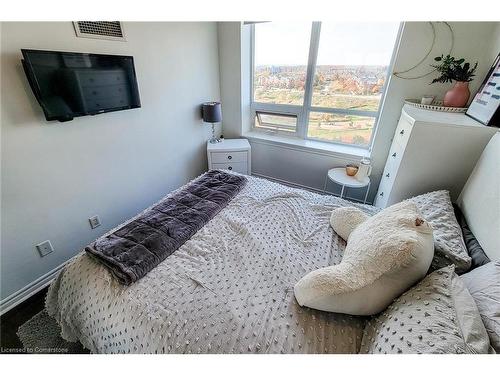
xmin=250 ymin=22 xmax=401 ymax=149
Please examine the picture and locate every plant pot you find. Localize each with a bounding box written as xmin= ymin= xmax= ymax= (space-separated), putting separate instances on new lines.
xmin=443 ymin=81 xmax=470 ymax=108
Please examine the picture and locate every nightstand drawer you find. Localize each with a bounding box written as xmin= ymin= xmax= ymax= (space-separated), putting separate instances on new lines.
xmin=212 ymin=162 xmax=248 ymax=174
xmin=211 ymin=151 xmax=247 ymax=164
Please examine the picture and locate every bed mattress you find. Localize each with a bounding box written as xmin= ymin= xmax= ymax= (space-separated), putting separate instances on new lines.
xmin=46 ymin=173 xmax=379 ymax=354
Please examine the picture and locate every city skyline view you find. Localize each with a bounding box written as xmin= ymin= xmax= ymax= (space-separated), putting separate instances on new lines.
xmin=254 ymin=63 xmax=389 ymax=145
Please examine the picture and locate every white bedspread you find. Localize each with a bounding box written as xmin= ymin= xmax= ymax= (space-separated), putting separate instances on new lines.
xmin=46 ymin=173 xmax=378 ymax=353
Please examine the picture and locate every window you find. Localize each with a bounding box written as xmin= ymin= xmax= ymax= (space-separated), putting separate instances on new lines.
xmin=255 ymin=112 xmax=298 ymax=133
xmin=251 ymin=22 xmax=400 ymax=147
xmin=253 ymin=22 xmax=311 ymax=106
xmin=308 ymin=112 xmax=376 ymax=145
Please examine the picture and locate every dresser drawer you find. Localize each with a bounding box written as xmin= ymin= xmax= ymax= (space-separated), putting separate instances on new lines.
xmin=393 ymin=115 xmax=412 ymax=147
xmin=211 ymin=151 xmax=247 ymax=164
xmin=374 ymin=188 xmax=389 ymax=208
xmin=376 ymin=142 xmax=403 ymax=208
xmin=382 ymin=163 xmax=396 ymax=186
xmin=211 ymin=162 xmax=248 ymax=174
xmin=375 ymin=168 xmax=393 ymax=208
xmin=386 ymin=141 xmax=404 ymax=170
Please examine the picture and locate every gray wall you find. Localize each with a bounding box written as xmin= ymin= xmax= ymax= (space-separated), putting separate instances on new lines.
xmin=217 ymin=22 xmax=242 ymax=139
xmin=493 ymin=23 xmax=500 ymax=61
xmin=0 ymin=22 xmax=220 ymax=301
xmin=217 ymin=22 xmax=500 ymax=202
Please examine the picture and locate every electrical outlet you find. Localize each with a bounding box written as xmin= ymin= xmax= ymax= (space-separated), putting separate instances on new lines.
xmin=36 ymin=240 xmax=54 ymax=257
xmin=89 ymin=215 xmax=101 ymax=229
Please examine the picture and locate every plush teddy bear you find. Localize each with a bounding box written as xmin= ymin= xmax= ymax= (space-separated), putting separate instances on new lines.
xmin=329 ymin=206 xmax=369 ymax=242
xmin=294 ymin=201 xmax=434 ymax=315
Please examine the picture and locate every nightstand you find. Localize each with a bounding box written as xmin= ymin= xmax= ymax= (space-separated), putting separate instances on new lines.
xmin=324 ymin=167 xmax=371 ymax=204
xmin=207 ymin=139 xmax=251 ymax=175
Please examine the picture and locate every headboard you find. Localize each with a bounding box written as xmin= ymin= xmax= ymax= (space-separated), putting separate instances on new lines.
xmin=457 ymin=131 xmax=500 ymax=261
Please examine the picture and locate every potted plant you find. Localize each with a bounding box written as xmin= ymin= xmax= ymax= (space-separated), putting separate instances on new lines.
xmin=431 ymin=55 xmax=478 ymax=107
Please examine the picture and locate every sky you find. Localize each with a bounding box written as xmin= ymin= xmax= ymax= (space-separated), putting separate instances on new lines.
xmin=254 ymin=22 xmax=400 ymax=66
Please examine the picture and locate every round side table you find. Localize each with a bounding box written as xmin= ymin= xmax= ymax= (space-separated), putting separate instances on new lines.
xmin=324 ymin=167 xmax=371 ymax=204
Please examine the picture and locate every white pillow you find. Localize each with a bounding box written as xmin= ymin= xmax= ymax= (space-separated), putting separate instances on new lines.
xmin=360 ymin=265 xmax=491 ymax=354
xmin=409 ymin=190 xmax=470 ymax=273
xmin=461 ymin=261 xmax=500 ymax=352
xmin=329 ymin=206 xmax=368 ymax=241
xmin=294 ymin=201 xmax=434 ymax=315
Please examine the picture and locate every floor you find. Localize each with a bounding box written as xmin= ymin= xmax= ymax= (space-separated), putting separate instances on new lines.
xmin=1 ymin=287 xmax=47 ymax=353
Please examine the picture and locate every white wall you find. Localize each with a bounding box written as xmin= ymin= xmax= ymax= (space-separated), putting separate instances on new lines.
xmin=492 ymin=23 xmax=500 ymax=61
xmin=217 ymin=22 xmax=252 ymax=138
xmin=219 ymin=22 xmax=499 ymax=201
xmin=0 ymin=22 xmax=220 ymax=302
xmin=217 ymin=22 xmax=241 ymax=138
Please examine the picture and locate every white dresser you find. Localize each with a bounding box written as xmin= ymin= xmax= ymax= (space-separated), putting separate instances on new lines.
xmin=375 ymin=105 xmax=498 ymax=208
xmin=207 ymin=139 xmax=251 ymax=175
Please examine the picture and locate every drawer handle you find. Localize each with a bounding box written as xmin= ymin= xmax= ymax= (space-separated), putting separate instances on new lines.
xmin=399 ymin=129 xmax=405 ymax=135
xmin=379 ymin=192 xmax=384 ymax=197
xmin=228 ymin=166 xmax=233 ymax=170
xmin=392 ymin=152 xmax=397 ymax=158
xmin=385 ymin=173 xmax=390 ymax=178
xmin=227 ymin=155 xmax=232 ymax=160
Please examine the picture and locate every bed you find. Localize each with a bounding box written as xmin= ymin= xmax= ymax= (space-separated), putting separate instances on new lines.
xmin=46 ymin=133 xmax=499 ymax=354
xmin=46 ymin=173 xmax=379 ymax=354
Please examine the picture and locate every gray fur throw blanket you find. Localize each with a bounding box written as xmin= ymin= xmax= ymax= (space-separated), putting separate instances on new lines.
xmin=86 ymin=170 xmax=247 ymax=285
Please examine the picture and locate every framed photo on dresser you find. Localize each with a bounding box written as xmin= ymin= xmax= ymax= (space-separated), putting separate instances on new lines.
xmin=466 ymin=53 xmax=500 ymax=127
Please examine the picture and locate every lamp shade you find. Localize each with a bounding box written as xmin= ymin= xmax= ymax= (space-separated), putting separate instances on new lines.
xmin=202 ymin=102 xmax=222 ymax=123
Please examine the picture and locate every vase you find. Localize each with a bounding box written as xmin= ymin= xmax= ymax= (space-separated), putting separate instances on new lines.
xmin=443 ymin=81 xmax=470 ymax=108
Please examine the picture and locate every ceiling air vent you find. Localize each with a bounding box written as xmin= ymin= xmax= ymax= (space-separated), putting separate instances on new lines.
xmin=73 ymin=21 xmax=126 ymax=41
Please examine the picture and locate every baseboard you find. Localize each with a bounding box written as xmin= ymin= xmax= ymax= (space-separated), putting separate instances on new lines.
xmin=251 ymin=172 xmax=370 ymax=204
xmin=0 ymin=260 xmax=68 ymax=315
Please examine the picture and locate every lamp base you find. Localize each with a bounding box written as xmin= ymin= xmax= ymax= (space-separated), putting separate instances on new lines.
xmin=209 ymin=122 xmax=221 ymax=143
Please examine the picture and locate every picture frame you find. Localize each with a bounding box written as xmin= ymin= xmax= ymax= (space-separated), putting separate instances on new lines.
xmin=466 ymin=53 xmax=500 ymax=127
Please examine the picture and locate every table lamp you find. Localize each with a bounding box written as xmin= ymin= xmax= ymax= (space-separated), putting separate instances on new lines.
xmin=202 ymin=102 xmax=222 ymax=143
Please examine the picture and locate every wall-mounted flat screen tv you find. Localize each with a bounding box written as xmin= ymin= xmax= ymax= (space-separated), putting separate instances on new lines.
xmin=21 ymin=49 xmax=141 ymax=122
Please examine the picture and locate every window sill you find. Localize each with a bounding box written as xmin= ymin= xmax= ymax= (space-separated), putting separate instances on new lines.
xmin=243 ymin=131 xmax=371 ymax=160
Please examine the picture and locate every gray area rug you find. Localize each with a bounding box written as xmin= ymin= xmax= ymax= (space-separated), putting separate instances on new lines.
xmin=17 ymin=310 xmax=89 ymax=354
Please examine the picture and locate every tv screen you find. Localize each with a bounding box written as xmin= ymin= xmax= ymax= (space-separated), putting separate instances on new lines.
xmin=21 ymin=49 xmax=141 ymax=122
